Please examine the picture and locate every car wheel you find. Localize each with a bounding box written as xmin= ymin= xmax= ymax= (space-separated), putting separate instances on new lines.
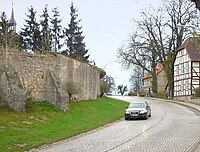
xmin=125 ymin=115 xmax=129 ymax=120
xmin=148 ymin=111 xmax=151 ymax=117
xmin=145 ymin=114 xmax=148 ymax=119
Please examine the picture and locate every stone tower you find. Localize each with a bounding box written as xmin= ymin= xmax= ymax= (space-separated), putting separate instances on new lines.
xmin=9 ymin=3 xmax=16 ymax=32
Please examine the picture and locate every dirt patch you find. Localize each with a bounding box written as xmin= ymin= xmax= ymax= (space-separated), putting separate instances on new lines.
xmin=13 ymin=127 xmax=29 ymax=131
xmin=23 ymin=121 xmax=33 ymax=125
xmin=16 ymin=143 xmax=27 ymax=147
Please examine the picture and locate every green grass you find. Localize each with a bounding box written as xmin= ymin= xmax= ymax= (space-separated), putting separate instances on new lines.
xmin=0 ymin=97 xmax=128 ymax=152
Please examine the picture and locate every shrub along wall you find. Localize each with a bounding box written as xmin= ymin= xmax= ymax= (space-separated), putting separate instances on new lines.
xmin=0 ymin=50 xmax=100 ymax=111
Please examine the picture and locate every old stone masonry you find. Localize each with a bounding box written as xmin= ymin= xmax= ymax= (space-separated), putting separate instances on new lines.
xmin=0 ymin=50 xmax=100 ymax=111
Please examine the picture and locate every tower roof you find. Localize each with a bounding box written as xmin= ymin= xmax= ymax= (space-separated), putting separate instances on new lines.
xmin=9 ymin=5 xmax=16 ymax=25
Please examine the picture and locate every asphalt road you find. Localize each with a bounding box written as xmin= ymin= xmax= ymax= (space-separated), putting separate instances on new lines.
xmin=31 ymin=96 xmax=200 ymax=152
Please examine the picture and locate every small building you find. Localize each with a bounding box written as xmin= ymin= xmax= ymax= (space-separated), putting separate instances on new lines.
xmin=174 ymin=37 xmax=200 ymax=101
xmin=143 ymin=64 xmax=168 ymax=96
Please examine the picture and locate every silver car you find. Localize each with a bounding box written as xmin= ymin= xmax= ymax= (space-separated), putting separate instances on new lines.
xmin=125 ymin=101 xmax=151 ymax=120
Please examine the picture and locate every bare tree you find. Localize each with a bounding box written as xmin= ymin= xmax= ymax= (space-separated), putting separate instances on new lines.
xmin=129 ymin=65 xmax=143 ymax=93
xmin=118 ymin=12 xmax=161 ymax=93
xmin=191 ymin=0 xmax=200 ymax=10
xmin=63 ymin=81 xmax=81 ymax=101
xmin=100 ymin=75 xmax=115 ymax=95
xmin=117 ymin=85 xmax=128 ymax=95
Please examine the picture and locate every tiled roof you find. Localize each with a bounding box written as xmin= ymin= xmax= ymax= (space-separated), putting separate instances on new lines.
xmin=177 ymin=37 xmax=200 ymax=61
xmin=143 ymin=64 xmax=163 ymax=79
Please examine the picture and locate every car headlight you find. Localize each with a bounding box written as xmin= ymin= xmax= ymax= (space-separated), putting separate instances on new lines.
xmin=125 ymin=110 xmax=130 ymax=114
xmin=139 ymin=110 xmax=147 ymax=114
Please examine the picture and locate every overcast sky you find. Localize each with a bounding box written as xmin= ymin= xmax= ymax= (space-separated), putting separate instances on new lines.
xmin=0 ymin=0 xmax=162 ymax=90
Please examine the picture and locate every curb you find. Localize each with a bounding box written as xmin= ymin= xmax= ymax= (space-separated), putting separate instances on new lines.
xmin=147 ymin=97 xmax=200 ymax=114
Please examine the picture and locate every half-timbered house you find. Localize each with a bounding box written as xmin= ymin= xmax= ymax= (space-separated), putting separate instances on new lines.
xmin=174 ymin=37 xmax=200 ymax=101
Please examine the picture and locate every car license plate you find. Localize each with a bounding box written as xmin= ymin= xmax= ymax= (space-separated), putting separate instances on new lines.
xmin=131 ymin=112 xmax=138 ymax=116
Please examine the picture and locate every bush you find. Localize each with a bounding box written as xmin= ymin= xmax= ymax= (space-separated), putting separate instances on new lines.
xmin=128 ymin=91 xmax=137 ymax=96
xmin=195 ymin=87 xmax=200 ymax=97
xmin=63 ymin=81 xmax=81 ymax=101
xmin=153 ymin=91 xmax=167 ymax=99
xmin=138 ymin=88 xmax=145 ymax=97
xmin=140 ymin=93 xmax=145 ymax=97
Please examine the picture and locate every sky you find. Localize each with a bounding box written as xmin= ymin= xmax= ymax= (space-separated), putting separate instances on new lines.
xmin=0 ymin=0 xmax=162 ymax=91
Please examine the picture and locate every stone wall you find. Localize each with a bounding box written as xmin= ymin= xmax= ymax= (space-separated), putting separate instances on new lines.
xmin=0 ymin=63 xmax=28 ymax=111
xmin=173 ymin=96 xmax=191 ymax=102
xmin=174 ymin=96 xmax=200 ymax=105
xmin=0 ymin=51 xmax=100 ymax=111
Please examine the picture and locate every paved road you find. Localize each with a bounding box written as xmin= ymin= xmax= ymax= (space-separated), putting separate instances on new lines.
xmin=31 ymin=96 xmax=200 ymax=152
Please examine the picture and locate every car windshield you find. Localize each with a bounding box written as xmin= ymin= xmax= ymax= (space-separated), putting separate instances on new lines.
xmin=129 ymin=103 xmax=145 ymax=108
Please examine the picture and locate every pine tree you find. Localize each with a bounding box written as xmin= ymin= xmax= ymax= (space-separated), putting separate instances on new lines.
xmin=63 ymin=2 xmax=89 ymax=62
xmin=40 ymin=5 xmax=51 ymax=53
xmin=0 ymin=12 xmax=21 ymax=50
xmin=50 ymin=7 xmax=63 ymax=53
xmin=20 ymin=6 xmax=41 ymax=52
xmin=0 ymin=12 xmax=9 ymax=49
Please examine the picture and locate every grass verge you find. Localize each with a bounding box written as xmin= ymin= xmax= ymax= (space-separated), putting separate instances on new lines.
xmin=0 ymin=96 xmax=128 ymax=152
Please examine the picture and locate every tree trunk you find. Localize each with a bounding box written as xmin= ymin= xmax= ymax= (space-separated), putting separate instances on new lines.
xmin=163 ymin=53 xmax=175 ymax=99
xmin=152 ymin=68 xmax=158 ymax=94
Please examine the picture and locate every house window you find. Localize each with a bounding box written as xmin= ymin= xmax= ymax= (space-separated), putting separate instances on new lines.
xmin=193 ymin=62 xmax=200 ymax=67
xmin=180 ymin=80 xmax=184 ymax=91
xmin=183 ymin=80 xmax=186 ymax=90
xmin=183 ymin=49 xmax=186 ymax=55
xmin=185 ymin=79 xmax=189 ymax=90
xmin=174 ymin=65 xmax=178 ymax=76
xmin=181 ymin=63 xmax=184 ymax=74
xmin=178 ymin=64 xmax=180 ymax=74
xmin=184 ymin=62 xmax=189 ymax=73
xmin=177 ymin=65 xmax=179 ymax=75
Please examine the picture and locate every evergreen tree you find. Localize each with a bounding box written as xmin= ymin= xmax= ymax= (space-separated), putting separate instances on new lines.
xmin=63 ymin=2 xmax=89 ymax=62
xmin=0 ymin=12 xmax=9 ymax=49
xmin=0 ymin=12 xmax=21 ymax=50
xmin=20 ymin=6 xmax=41 ymax=52
xmin=50 ymin=7 xmax=63 ymax=52
xmin=40 ymin=5 xmax=51 ymax=53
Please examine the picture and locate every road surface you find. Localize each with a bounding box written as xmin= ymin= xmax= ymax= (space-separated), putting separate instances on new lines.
xmin=31 ymin=96 xmax=200 ymax=152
